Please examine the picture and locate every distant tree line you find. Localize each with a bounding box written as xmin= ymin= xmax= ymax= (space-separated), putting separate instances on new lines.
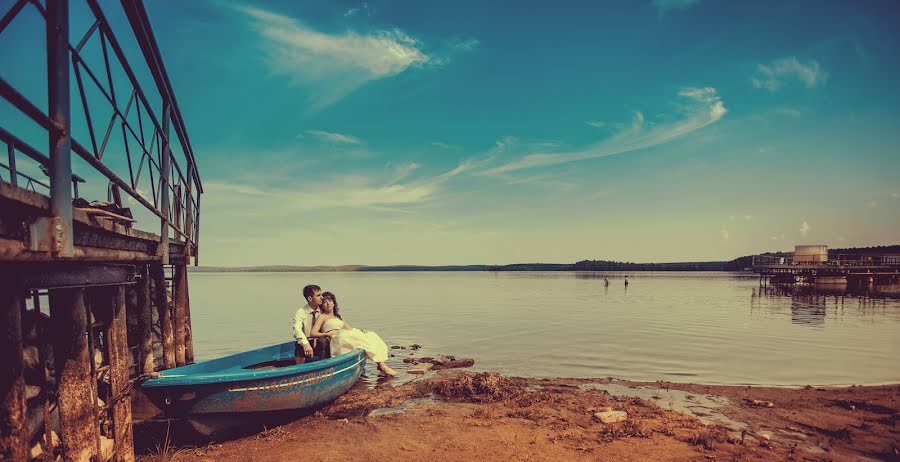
xmin=486 ymin=260 xmax=726 ymax=272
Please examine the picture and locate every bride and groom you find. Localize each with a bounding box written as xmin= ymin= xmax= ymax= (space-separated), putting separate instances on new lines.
xmin=292 ymin=284 xmax=397 ymax=376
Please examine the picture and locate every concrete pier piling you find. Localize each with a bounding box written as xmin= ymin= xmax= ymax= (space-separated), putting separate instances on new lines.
xmin=50 ymin=288 xmax=99 ymax=462
xmin=0 ymin=290 xmax=28 ymax=461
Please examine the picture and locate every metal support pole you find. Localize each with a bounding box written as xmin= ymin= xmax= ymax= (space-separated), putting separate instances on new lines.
xmin=47 ymin=0 xmax=74 ymax=256
xmin=173 ymin=263 xmax=187 ymax=366
xmin=0 ymin=289 xmax=28 ymax=462
xmin=50 ymin=287 xmax=98 ymax=462
xmin=159 ymin=103 xmax=171 ymax=265
xmin=105 ymin=286 xmax=135 ymax=462
xmin=150 ymin=262 xmax=175 ymax=369
xmin=137 ymin=264 xmax=154 ymax=373
xmin=6 ymin=143 xmax=16 ymax=186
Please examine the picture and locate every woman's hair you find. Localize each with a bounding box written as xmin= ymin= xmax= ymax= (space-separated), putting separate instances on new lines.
xmin=321 ymin=291 xmax=341 ymax=319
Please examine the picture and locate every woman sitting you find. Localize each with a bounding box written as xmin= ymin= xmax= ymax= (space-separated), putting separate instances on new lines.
xmin=310 ymin=291 xmax=397 ymax=376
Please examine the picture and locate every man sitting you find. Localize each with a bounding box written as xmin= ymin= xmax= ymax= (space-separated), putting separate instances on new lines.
xmin=293 ymin=284 xmax=328 ymax=364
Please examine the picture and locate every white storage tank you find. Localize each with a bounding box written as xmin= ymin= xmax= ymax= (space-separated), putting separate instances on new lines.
xmin=794 ymin=245 xmax=828 ymax=264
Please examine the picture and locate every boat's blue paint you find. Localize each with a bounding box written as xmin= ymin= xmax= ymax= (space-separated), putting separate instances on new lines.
xmin=140 ymin=342 xmax=366 ymax=416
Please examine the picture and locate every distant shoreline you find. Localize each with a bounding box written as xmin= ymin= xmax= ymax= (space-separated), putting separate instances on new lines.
xmin=188 ymin=262 xmax=731 ymax=273
xmin=189 ymin=245 xmax=899 ymax=273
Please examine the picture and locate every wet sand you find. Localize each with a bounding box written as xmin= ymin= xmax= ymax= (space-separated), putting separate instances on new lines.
xmin=137 ymin=371 xmax=898 ymax=462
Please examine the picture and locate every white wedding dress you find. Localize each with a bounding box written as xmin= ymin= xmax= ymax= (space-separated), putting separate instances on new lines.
xmin=322 ymin=317 xmax=389 ymax=363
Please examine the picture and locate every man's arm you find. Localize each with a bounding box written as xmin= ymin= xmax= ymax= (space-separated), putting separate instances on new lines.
xmin=292 ymin=309 xmax=309 ymax=344
xmin=292 ymin=309 xmax=313 ymax=356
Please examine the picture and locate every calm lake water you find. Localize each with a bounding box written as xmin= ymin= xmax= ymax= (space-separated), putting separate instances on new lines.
xmin=188 ymin=271 xmax=900 ymax=387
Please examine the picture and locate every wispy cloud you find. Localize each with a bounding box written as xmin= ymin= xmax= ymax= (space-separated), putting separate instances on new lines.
xmin=303 ymin=130 xmax=362 ymax=145
xmin=479 ymin=87 xmax=726 ymax=175
xmin=752 ymin=57 xmax=827 ymax=91
xmin=720 ymin=229 xmax=729 ymax=240
xmin=205 ymin=159 xmax=473 ymax=215
xmin=891 ymin=192 xmax=898 ymax=199
xmin=234 ymin=4 xmax=429 ymax=108
xmin=430 ymin=141 xmax=457 ymax=150
xmin=387 ymin=162 xmax=421 ymax=185
xmin=586 ymin=120 xmax=606 ymax=128
xmin=652 ymin=0 xmax=702 ymax=15
xmin=800 ymin=221 xmax=811 ymax=236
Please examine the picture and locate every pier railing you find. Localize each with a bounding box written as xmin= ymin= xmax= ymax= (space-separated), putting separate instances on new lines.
xmin=1 ymin=0 xmax=202 ymax=262
xmin=752 ymin=254 xmax=900 ymax=268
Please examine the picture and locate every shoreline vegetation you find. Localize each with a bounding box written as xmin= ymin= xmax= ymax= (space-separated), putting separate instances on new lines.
xmin=189 ymin=245 xmax=900 ymax=273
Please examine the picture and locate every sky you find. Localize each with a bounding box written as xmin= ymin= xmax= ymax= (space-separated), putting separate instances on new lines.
xmin=1 ymin=0 xmax=899 ymax=266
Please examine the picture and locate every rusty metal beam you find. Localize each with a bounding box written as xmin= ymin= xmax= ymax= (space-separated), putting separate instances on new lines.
xmin=104 ymin=286 xmax=135 ymax=462
xmin=149 ymin=262 xmax=175 ymax=369
xmin=137 ymin=264 xmax=154 ymax=373
xmin=0 ymin=237 xmax=159 ymax=262
xmin=0 ymin=289 xmax=28 ymax=462
xmin=0 ymin=262 xmax=133 ymax=289
xmin=49 ymin=287 xmax=98 ymax=462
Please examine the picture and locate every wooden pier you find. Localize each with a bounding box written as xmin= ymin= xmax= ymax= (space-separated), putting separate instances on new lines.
xmin=751 ymin=246 xmax=900 ymax=285
xmin=1 ymin=1 xmax=201 ymax=460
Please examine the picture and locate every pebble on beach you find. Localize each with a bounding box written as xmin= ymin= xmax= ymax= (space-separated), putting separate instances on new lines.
xmin=594 ymin=410 xmax=628 ymax=424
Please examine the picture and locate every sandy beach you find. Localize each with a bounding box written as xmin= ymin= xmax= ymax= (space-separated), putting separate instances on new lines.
xmin=136 ymin=370 xmax=898 ymax=462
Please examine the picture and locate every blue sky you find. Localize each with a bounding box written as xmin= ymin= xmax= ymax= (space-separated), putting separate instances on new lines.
xmin=2 ymin=0 xmax=899 ymax=265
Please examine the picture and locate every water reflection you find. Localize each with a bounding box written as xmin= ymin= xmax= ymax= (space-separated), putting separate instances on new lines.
xmin=751 ymin=282 xmax=898 ymax=328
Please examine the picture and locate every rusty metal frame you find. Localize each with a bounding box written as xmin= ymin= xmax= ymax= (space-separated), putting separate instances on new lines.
xmin=1 ymin=0 xmax=202 ymax=262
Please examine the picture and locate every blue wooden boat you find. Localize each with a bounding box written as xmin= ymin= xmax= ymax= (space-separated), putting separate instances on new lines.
xmin=140 ymin=342 xmax=366 ymax=427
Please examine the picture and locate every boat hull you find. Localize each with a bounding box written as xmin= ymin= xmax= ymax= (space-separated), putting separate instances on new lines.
xmin=140 ymin=342 xmax=366 ymax=417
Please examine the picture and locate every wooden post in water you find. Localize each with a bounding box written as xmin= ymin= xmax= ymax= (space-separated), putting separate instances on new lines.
xmin=150 ymin=262 xmax=176 ymax=369
xmin=50 ymin=288 xmax=99 ymax=462
xmin=137 ymin=264 xmax=155 ymax=373
xmin=104 ymin=286 xmax=136 ymax=462
xmin=0 ymin=289 xmax=28 ymax=462
xmin=173 ymin=263 xmax=188 ymax=366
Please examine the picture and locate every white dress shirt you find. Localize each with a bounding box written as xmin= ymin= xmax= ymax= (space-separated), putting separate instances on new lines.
xmin=292 ymin=303 xmax=319 ymax=347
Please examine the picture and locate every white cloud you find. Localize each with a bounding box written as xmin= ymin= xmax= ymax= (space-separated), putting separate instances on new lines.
xmin=752 ymin=57 xmax=827 ymax=91
xmin=769 ymin=235 xmax=778 ymax=241
xmin=720 ymin=229 xmax=729 ymax=240
xmin=479 ymin=87 xmax=726 ymax=175
xmin=799 ymin=221 xmax=811 ymax=236
xmin=891 ymin=192 xmax=898 ymax=199
xmin=431 ymin=141 xmax=456 ymax=150
xmin=304 ymin=130 xmax=362 ymax=145
xmin=586 ymin=120 xmax=606 ymax=128
xmin=744 ymin=214 xmax=753 ymax=221
xmin=652 ymin=0 xmax=702 ymax=15
xmin=235 ymin=4 xmax=430 ymax=108
xmin=865 ymin=201 xmax=878 ymax=208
